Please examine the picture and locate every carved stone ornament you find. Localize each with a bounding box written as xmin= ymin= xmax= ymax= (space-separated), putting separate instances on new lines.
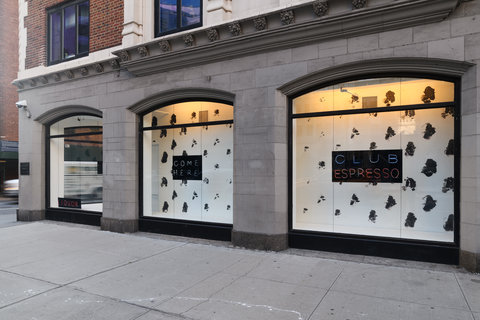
xmin=137 ymin=46 xmax=149 ymax=57
xmin=253 ymin=17 xmax=267 ymax=31
xmin=94 ymin=63 xmax=104 ymax=73
xmin=118 ymin=50 xmax=130 ymax=62
xmin=280 ymin=10 xmax=295 ymax=25
xmin=183 ymin=34 xmax=195 ymax=47
xmin=54 ymin=73 xmax=61 ymax=82
xmin=16 ymin=82 xmax=24 ymax=89
xmin=159 ymin=40 xmax=171 ymax=52
xmin=80 ymin=67 xmax=89 ymax=76
xmin=30 ymin=79 xmax=37 ymax=87
xmin=40 ymin=76 xmax=48 ymax=84
xmin=313 ymin=0 xmax=329 ymax=16
xmin=206 ymin=28 xmax=219 ymax=42
xmin=109 ymin=59 xmax=120 ymax=69
xmin=352 ymin=0 xmax=367 ymax=9
xmin=65 ymin=70 xmax=75 ymax=79
xmin=228 ymin=22 xmax=242 ymax=36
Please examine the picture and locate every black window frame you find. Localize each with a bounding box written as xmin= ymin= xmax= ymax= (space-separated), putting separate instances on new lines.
xmin=47 ymin=0 xmax=90 ymax=66
xmin=154 ymin=0 xmax=203 ymax=37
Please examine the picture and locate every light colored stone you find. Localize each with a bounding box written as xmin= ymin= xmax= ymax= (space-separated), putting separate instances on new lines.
xmin=393 ymin=42 xmax=428 ymax=57
xmin=380 ymin=28 xmax=413 ymax=48
xmin=428 ymin=37 xmax=465 ymax=61
xmin=414 ymin=20 xmax=451 ymax=42
xmin=452 ymin=15 xmax=480 ymax=37
xmin=348 ymin=34 xmax=379 ymax=53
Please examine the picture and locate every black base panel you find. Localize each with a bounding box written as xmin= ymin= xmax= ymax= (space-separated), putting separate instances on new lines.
xmin=289 ymin=232 xmax=459 ymax=265
xmin=45 ymin=209 xmax=101 ymax=227
xmin=139 ymin=218 xmax=232 ymax=241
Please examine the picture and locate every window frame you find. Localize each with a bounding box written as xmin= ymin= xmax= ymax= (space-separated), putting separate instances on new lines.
xmin=154 ymin=0 xmax=203 ymax=38
xmin=47 ymin=0 xmax=90 ymax=66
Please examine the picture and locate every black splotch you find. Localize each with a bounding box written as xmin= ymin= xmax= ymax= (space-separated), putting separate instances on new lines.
xmin=214 ymin=138 xmax=220 ymax=146
xmin=182 ymin=202 xmax=188 ymax=213
xmin=443 ymin=214 xmax=454 ymax=231
xmin=172 ymin=190 xmax=177 ymax=200
xmin=350 ymin=128 xmax=360 ymax=139
xmin=370 ymin=142 xmax=377 ymax=150
xmin=369 ymin=210 xmax=377 ymax=223
xmin=445 ymin=139 xmax=454 ymax=155
xmin=368 ymin=181 xmax=378 ymax=186
xmin=203 ymin=150 xmax=208 ymax=157
xmin=162 ymin=201 xmax=169 ymax=213
xmin=384 ymin=90 xmax=395 ymax=106
xmin=421 ymin=86 xmax=435 ymax=104
xmin=180 ymin=127 xmax=187 ymax=135
xmin=369 ymin=112 xmax=378 ymax=117
xmin=318 ymin=161 xmax=326 ymax=169
xmin=160 ymin=129 xmax=167 ymax=138
xmin=214 ymin=164 xmax=220 ymax=169
xmin=304 ymin=146 xmax=309 ymax=152
xmin=152 ymin=116 xmax=158 ymax=127
xmin=404 ymin=109 xmax=415 ymax=118
xmin=423 ymin=195 xmax=437 ymax=212
xmin=214 ymin=193 xmax=219 ymax=200
xmin=203 ymin=177 xmax=209 ymax=184
xmin=161 ymin=177 xmax=168 ymax=187
xmin=317 ymin=195 xmax=326 ymax=203
xmin=405 ymin=142 xmax=416 ymax=156
xmin=227 ymin=205 xmax=231 ymax=210
xmin=204 ymin=204 xmax=209 ymax=211
xmin=441 ymin=107 xmax=455 ymax=119
xmin=171 ymin=139 xmax=177 ymax=150
xmin=350 ymin=194 xmax=360 ymax=205
xmin=423 ymin=123 xmax=436 ymax=139
xmin=385 ymin=127 xmax=396 ymax=140
xmin=204 ymin=125 xmax=208 ymax=130
xmin=170 ymin=114 xmax=177 ymax=125
xmin=214 ymin=109 xmax=220 ymax=116
xmin=182 ymin=150 xmax=188 ymax=156
xmin=421 ymin=159 xmax=437 ymax=177
xmin=226 ymin=149 xmax=231 ymax=155
xmin=228 ymin=179 xmax=232 ymax=184
xmin=181 ymin=179 xmax=188 ymax=186
xmin=161 ymin=152 xmax=168 ymax=163
xmin=442 ymin=177 xmax=454 ymax=193
xmin=404 ymin=212 xmax=417 ymax=228
xmin=402 ymin=177 xmax=417 ymax=191
xmin=335 ymin=209 xmax=341 ymax=216
xmin=303 ymin=208 xmax=308 ymax=213
xmin=385 ymin=195 xmax=397 ymax=209
xmin=351 ymin=95 xmax=359 ymax=104
xmin=191 ymin=112 xmax=197 ymax=120
xmin=192 ymin=191 xmax=198 ymax=200
xmin=191 ymin=139 xmax=197 ymax=148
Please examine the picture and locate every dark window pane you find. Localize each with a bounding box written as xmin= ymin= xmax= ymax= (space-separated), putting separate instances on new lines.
xmin=181 ymin=0 xmax=200 ymax=27
xmin=159 ymin=0 xmax=177 ymax=33
xmin=78 ymin=2 xmax=89 ymax=54
xmin=63 ymin=5 xmax=76 ymax=59
xmin=50 ymin=12 xmax=62 ymax=62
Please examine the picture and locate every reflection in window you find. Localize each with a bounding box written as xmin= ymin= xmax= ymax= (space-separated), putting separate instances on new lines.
xmin=155 ymin=0 xmax=201 ymax=36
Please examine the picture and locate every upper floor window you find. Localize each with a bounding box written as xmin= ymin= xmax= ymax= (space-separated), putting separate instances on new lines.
xmin=48 ymin=0 xmax=89 ymax=65
xmin=155 ymin=0 xmax=202 ymax=37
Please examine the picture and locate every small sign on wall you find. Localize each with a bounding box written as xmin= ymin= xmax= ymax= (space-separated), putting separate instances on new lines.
xmin=172 ymin=155 xmax=202 ymax=180
xmin=58 ymin=198 xmax=81 ymax=209
xmin=20 ymin=162 xmax=30 ymax=175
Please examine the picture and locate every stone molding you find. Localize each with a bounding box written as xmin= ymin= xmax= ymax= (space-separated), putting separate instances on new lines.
xmin=231 ymin=230 xmax=288 ymax=251
xmin=279 ymin=58 xmax=473 ymax=96
xmin=101 ymin=217 xmax=139 ymax=233
xmin=128 ymin=87 xmax=235 ymax=114
xmin=17 ymin=209 xmax=45 ymax=221
xmin=35 ymin=105 xmax=102 ymax=125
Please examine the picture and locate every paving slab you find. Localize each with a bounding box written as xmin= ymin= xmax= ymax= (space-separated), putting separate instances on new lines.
xmin=474 ymin=312 xmax=480 ymax=320
xmin=0 ymin=286 xmax=147 ymax=320
xmin=331 ymin=263 xmax=469 ymax=310
xmin=455 ymin=272 xmax=480 ymax=312
xmin=0 ymin=271 xmax=57 ymax=308
xmin=134 ymin=310 xmax=189 ymax=320
xmin=309 ymin=291 xmax=475 ymax=320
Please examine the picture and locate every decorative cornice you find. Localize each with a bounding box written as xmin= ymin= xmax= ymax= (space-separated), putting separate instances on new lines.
xmin=137 ymin=46 xmax=149 ymax=57
xmin=352 ymin=0 xmax=367 ymax=9
xmin=54 ymin=73 xmax=61 ymax=82
xmin=115 ymin=0 xmax=460 ymax=77
xmin=206 ymin=28 xmax=220 ymax=42
xmin=94 ymin=63 xmax=104 ymax=73
xmin=159 ymin=40 xmax=171 ymax=52
xmin=110 ymin=59 xmax=120 ymax=69
xmin=35 ymin=105 xmax=102 ymax=125
xmin=65 ymin=70 xmax=75 ymax=79
xmin=118 ymin=50 xmax=130 ymax=62
xmin=313 ymin=0 xmax=329 ymax=16
xmin=40 ymin=76 xmax=48 ymax=84
xmin=80 ymin=67 xmax=89 ymax=76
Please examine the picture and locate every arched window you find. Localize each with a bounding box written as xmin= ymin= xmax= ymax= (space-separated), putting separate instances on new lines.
xmin=291 ymin=77 xmax=457 ymax=243
xmin=142 ymin=101 xmax=233 ymax=224
xmin=48 ymin=115 xmax=103 ymax=214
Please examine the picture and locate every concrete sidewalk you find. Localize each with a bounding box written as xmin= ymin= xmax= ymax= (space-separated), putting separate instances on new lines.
xmin=0 ymin=222 xmax=478 ymax=320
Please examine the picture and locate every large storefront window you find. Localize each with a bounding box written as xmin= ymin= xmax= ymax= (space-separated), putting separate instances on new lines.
xmin=142 ymin=101 xmax=233 ymax=224
xmin=49 ymin=115 xmax=103 ymax=212
xmin=292 ymin=78 xmax=456 ymax=243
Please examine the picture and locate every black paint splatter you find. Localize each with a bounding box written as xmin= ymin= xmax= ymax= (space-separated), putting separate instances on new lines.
xmin=203 ymin=178 xmax=209 ymax=184
xmin=162 ymin=201 xmax=169 ymax=213
xmin=161 ymin=177 xmax=168 ymax=187
xmin=443 ymin=214 xmax=454 ymax=231
xmin=170 ymin=114 xmax=177 ymax=125
xmin=369 ymin=210 xmax=377 ymax=223
xmin=182 ymin=150 xmax=188 ymax=156
xmin=214 ymin=193 xmax=220 ymax=200
xmin=404 ymin=109 xmax=415 ymax=118
xmin=192 ymin=139 xmax=198 ymax=148
xmin=369 ymin=112 xmax=378 ymax=117
xmin=171 ymin=139 xmax=177 ymax=150
xmin=335 ymin=209 xmax=341 ymax=216
xmin=214 ymin=164 xmax=220 ymax=169
xmin=203 ymin=150 xmax=208 ymax=157
xmin=402 ymin=177 xmax=417 ymax=191
xmin=385 ymin=195 xmax=397 ymax=209
xmin=181 ymin=179 xmax=188 ymax=186
xmin=421 ymin=86 xmax=435 ymax=104
xmin=336 ymin=144 xmax=341 ymax=150
xmin=445 ymin=139 xmax=454 ymax=155
xmin=404 ymin=212 xmax=417 ymax=228
xmin=304 ymin=146 xmax=310 ymax=152
xmin=423 ymin=195 xmax=437 ymax=212
xmin=172 ymin=190 xmax=177 ymax=200
xmin=385 ymin=126 xmax=396 ymax=140
xmin=160 ymin=129 xmax=167 ymax=138
xmin=421 ymin=159 xmax=437 ymax=177
xmin=303 ymin=208 xmax=308 ymax=213
xmin=204 ymin=125 xmax=208 ymax=130
xmin=180 ymin=127 xmax=187 ymax=135
xmin=191 ymin=112 xmax=197 ymax=120
xmin=351 ymin=95 xmax=359 ymax=104
xmin=182 ymin=202 xmax=188 ymax=213
xmin=441 ymin=107 xmax=454 ymax=119
xmin=423 ymin=123 xmax=436 ymax=139
xmin=350 ymin=194 xmax=360 ymax=205
xmin=318 ymin=161 xmax=326 ymax=169
xmin=442 ymin=177 xmax=454 ymax=193
xmin=317 ymin=195 xmax=326 ymax=203
xmin=161 ymin=152 xmax=168 ymax=163
xmin=384 ymin=90 xmax=395 ymax=106
xmin=228 ymin=179 xmax=232 ymax=184
xmin=370 ymin=142 xmax=377 ymax=150
xmin=227 ymin=205 xmax=231 ymax=210
xmin=192 ymin=191 xmax=198 ymax=200
xmin=226 ymin=149 xmax=231 ymax=155
xmin=204 ymin=204 xmax=209 ymax=211
xmin=350 ymin=128 xmax=360 ymax=139
xmin=214 ymin=109 xmax=220 ymax=116
xmin=152 ymin=116 xmax=158 ymax=127
xmin=405 ymin=142 xmax=416 ymax=156
xmin=214 ymin=138 xmax=220 ymax=146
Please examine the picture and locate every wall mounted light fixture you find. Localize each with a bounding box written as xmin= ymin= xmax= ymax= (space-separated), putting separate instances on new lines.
xmin=15 ymin=100 xmax=31 ymax=118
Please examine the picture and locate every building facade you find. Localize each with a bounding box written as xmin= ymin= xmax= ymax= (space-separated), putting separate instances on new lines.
xmin=14 ymin=0 xmax=480 ymax=272
xmin=0 ymin=0 xmax=19 ymax=186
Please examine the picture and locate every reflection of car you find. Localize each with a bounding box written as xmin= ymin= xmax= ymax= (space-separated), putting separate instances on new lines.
xmin=2 ymin=179 xmax=19 ymax=197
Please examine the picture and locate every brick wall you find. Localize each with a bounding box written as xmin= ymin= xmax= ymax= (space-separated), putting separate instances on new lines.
xmin=25 ymin=0 xmax=123 ymax=69
xmin=0 ymin=0 xmax=19 ymax=141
